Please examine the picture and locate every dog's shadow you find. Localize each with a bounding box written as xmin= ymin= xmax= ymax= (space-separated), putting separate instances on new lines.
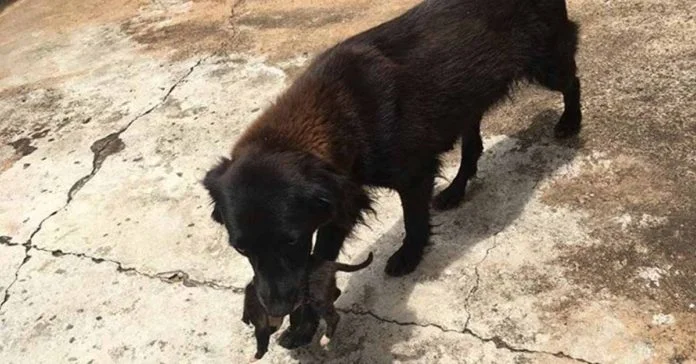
xmin=288 ymin=110 xmax=583 ymax=363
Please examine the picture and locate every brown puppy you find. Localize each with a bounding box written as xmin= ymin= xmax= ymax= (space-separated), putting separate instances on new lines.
xmin=242 ymin=253 xmax=373 ymax=359
xmin=205 ymin=0 xmax=582 ymax=348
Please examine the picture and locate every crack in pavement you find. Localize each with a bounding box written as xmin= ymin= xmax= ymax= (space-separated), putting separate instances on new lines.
xmin=0 ymin=242 xmax=244 ymax=312
xmin=0 ymin=240 xmax=31 ymax=313
xmin=461 ymin=327 xmax=600 ymax=364
xmin=2 ymin=235 xmax=244 ymax=314
xmin=340 ymin=308 xmax=599 ymax=364
xmin=338 ymin=227 xmax=600 ymax=364
xmin=31 ymin=245 xmax=245 ymax=293
xmin=463 ymin=228 xmax=505 ymax=328
xmin=67 ymin=57 xmax=206 ymax=202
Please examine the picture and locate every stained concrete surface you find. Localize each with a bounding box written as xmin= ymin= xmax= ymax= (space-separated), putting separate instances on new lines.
xmin=1 ymin=0 xmax=695 ymax=363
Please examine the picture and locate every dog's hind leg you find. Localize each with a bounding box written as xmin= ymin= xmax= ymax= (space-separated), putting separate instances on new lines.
xmin=432 ymin=120 xmax=483 ymax=211
xmin=530 ymin=22 xmax=582 ymax=138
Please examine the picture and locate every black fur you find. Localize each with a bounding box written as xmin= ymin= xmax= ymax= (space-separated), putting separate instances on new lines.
xmin=205 ymin=0 xmax=581 ymax=348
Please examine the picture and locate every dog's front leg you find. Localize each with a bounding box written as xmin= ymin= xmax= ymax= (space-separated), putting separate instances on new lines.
xmin=385 ymin=173 xmax=434 ymax=276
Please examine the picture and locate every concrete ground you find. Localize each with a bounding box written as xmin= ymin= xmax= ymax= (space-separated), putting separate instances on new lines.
xmin=0 ymin=0 xmax=694 ymax=362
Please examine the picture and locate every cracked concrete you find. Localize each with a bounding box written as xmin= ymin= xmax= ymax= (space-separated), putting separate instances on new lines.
xmin=1 ymin=0 xmax=695 ymax=362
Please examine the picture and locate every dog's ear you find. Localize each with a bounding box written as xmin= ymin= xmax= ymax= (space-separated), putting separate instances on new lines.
xmin=300 ymin=155 xmax=369 ymax=229
xmin=203 ymin=157 xmax=233 ymax=224
xmin=203 ymin=157 xmax=232 ymax=189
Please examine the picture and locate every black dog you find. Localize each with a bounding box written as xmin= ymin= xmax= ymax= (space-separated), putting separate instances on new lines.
xmin=242 ymin=253 xmax=373 ymax=359
xmin=205 ymin=0 xmax=581 ymax=348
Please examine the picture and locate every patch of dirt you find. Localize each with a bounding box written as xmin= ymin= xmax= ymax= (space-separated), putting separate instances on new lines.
xmin=0 ymin=0 xmax=142 ymax=35
xmin=120 ymin=19 xmax=232 ymax=61
xmin=8 ymin=138 xmax=37 ymax=157
xmin=543 ymin=150 xmax=696 ymax=308
xmin=237 ymin=8 xmax=354 ymax=29
xmin=515 ymin=265 xmax=555 ymax=296
xmin=616 ymin=307 xmax=696 ymax=363
xmin=0 ymin=87 xmax=63 ymax=144
xmin=118 ymin=0 xmax=236 ymax=61
xmin=0 ymin=0 xmax=18 ymax=14
xmin=232 ymin=0 xmax=417 ymax=62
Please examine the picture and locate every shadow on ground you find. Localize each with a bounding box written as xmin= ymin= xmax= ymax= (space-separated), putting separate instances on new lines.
xmin=282 ymin=109 xmax=584 ymax=362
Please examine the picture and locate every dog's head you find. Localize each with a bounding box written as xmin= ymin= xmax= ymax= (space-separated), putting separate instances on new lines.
xmin=203 ymin=150 xmax=342 ymax=316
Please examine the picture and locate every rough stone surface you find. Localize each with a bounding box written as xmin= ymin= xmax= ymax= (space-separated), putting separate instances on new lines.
xmin=0 ymin=251 xmax=577 ymax=363
xmin=1 ymin=0 xmax=694 ymax=363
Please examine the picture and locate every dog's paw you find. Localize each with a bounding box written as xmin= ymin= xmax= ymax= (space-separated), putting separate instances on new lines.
xmin=385 ymin=246 xmax=423 ymax=277
xmin=432 ymin=187 xmax=465 ymax=211
xmin=252 ymin=351 xmax=265 ymax=361
xmin=278 ymin=329 xmax=313 ymax=349
xmin=320 ymin=335 xmax=331 ymax=347
xmin=554 ymin=112 xmax=582 ymax=139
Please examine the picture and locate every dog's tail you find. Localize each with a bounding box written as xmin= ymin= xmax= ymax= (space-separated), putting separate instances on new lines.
xmin=333 ymin=252 xmax=373 ymax=273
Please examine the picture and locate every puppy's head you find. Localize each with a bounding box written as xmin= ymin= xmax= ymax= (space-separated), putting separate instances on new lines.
xmin=204 ymin=150 xmax=342 ymax=316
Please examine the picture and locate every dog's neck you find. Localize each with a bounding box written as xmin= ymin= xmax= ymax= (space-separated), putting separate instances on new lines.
xmin=236 ymin=82 xmax=339 ymax=160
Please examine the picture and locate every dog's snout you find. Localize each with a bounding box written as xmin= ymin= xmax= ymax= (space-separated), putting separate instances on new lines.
xmin=263 ymin=300 xmax=294 ymax=317
xmin=254 ymin=278 xmax=298 ymax=316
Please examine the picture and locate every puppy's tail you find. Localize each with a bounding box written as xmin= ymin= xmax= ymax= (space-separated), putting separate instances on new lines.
xmin=333 ymin=252 xmax=373 ymax=273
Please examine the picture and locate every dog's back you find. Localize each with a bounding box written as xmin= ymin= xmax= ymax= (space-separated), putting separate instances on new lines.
xmin=237 ymin=0 xmax=579 ymax=183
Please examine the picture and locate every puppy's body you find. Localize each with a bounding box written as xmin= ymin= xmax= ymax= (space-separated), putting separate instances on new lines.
xmin=243 ymin=283 xmax=284 ymax=360
xmin=242 ymin=253 xmax=373 ymax=358
xmin=206 ymin=0 xmax=581 ymax=348
xmin=305 ymin=252 xmax=374 ymax=344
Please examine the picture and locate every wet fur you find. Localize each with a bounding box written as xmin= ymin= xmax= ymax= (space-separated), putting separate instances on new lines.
xmin=207 ymin=0 xmax=581 ymax=349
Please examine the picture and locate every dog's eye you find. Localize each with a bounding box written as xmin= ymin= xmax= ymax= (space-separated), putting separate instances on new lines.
xmin=284 ymin=237 xmax=298 ymax=246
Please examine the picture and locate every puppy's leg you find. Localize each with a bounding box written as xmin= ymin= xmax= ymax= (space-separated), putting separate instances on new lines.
xmin=277 ymin=304 xmax=319 ymax=349
xmin=320 ymin=306 xmax=340 ymax=347
xmin=386 ymin=171 xmax=435 ymax=276
xmin=433 ymin=121 xmax=483 ymax=210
